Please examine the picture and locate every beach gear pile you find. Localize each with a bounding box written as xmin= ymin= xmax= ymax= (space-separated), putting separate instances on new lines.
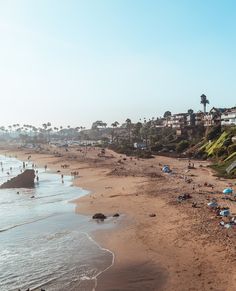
xmin=207 ymin=201 xmax=218 ymax=208
xmin=177 ymin=193 xmax=192 ymax=202
xmin=207 ymin=187 xmax=236 ymax=229
xmin=219 ymin=216 xmax=236 ymax=229
xmin=162 ymin=165 xmax=171 ymax=173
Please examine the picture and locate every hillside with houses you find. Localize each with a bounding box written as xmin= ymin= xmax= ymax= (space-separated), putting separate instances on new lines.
xmin=0 ymin=94 xmax=236 ymax=177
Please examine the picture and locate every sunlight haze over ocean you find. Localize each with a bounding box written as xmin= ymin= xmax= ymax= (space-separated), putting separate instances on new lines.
xmin=0 ymin=0 xmax=236 ymax=128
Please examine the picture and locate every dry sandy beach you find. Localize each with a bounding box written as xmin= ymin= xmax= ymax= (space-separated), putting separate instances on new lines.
xmin=2 ymin=144 xmax=236 ymax=291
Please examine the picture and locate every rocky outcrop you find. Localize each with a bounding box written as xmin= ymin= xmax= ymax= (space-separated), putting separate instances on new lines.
xmin=0 ymin=170 xmax=35 ymax=189
xmin=113 ymin=213 xmax=120 ymax=217
xmin=92 ymin=213 xmax=107 ymax=220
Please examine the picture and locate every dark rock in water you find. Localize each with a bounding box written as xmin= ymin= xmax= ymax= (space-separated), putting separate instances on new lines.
xmin=113 ymin=213 xmax=120 ymax=217
xmin=0 ymin=170 xmax=35 ymax=189
xmin=92 ymin=213 xmax=107 ymax=220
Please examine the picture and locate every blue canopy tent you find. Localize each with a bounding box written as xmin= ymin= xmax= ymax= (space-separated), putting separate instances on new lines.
xmin=223 ymin=188 xmax=233 ymax=195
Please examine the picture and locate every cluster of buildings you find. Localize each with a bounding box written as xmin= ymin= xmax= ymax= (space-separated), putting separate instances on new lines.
xmin=161 ymin=107 xmax=236 ymax=130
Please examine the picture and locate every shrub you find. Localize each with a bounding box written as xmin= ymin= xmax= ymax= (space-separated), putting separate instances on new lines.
xmin=223 ymin=138 xmax=232 ymax=147
xmin=212 ymin=146 xmax=227 ymax=158
xmin=176 ymin=140 xmax=189 ymax=153
xmin=136 ymin=150 xmax=153 ymax=159
xmin=206 ymin=125 xmax=221 ymax=141
xmin=227 ymin=144 xmax=236 ymax=155
xmin=151 ymin=142 xmax=163 ymax=152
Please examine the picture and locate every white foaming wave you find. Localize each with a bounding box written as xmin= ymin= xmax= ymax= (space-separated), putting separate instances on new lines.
xmin=79 ymin=232 xmax=115 ymax=291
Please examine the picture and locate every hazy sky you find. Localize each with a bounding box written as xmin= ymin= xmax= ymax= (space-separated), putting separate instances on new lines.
xmin=0 ymin=0 xmax=236 ymax=128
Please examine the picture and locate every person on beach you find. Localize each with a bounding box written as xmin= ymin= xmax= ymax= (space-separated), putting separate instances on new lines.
xmin=44 ymin=165 xmax=47 ymax=171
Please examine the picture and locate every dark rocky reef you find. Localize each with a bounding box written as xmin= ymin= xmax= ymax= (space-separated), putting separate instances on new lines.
xmin=0 ymin=169 xmax=35 ymax=189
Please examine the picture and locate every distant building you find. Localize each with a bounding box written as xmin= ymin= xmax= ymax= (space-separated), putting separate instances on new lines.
xmin=155 ymin=118 xmax=166 ymax=128
xmin=186 ymin=113 xmax=196 ymax=127
xmin=221 ymin=109 xmax=236 ymax=126
xmin=164 ymin=112 xmax=196 ymax=129
xmin=163 ymin=117 xmax=172 ymax=128
xmin=195 ymin=112 xmax=205 ymax=126
xmin=203 ymin=107 xmax=224 ymax=127
xmin=169 ymin=113 xmax=187 ymax=128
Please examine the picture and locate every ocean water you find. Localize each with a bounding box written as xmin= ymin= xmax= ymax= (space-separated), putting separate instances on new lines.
xmin=0 ymin=155 xmax=114 ymax=291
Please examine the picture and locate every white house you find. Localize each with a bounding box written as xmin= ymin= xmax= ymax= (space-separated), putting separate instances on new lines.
xmin=221 ymin=109 xmax=236 ymax=126
xmin=172 ymin=113 xmax=187 ymax=128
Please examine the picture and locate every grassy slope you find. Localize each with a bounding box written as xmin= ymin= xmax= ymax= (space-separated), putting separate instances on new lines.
xmin=197 ymin=130 xmax=236 ymax=177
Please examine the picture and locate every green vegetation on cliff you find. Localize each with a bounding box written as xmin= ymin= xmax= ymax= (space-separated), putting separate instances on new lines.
xmin=196 ymin=127 xmax=236 ymax=178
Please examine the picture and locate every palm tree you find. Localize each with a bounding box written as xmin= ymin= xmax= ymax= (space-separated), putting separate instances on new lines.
xmin=111 ymin=121 xmax=119 ymax=143
xmin=188 ymin=109 xmax=194 ymax=115
xmin=132 ymin=122 xmax=142 ymax=142
xmin=200 ymin=94 xmax=209 ymax=114
xmin=125 ymin=118 xmax=132 ymax=145
xmin=164 ymin=111 xmax=172 ymax=118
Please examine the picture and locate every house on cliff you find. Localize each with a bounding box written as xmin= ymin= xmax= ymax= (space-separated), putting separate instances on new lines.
xmin=203 ymin=107 xmax=225 ymax=127
xmin=221 ymin=108 xmax=236 ymax=126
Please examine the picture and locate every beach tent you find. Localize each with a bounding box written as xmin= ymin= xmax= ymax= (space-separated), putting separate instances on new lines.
xmin=220 ymin=209 xmax=230 ymax=217
xmin=162 ymin=165 xmax=171 ymax=173
xmin=207 ymin=201 xmax=218 ymax=208
xmin=223 ymin=188 xmax=233 ymax=194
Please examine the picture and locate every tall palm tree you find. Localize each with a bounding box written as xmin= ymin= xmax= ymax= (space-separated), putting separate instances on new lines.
xmin=132 ymin=122 xmax=142 ymax=142
xmin=125 ymin=118 xmax=132 ymax=145
xmin=200 ymin=94 xmax=209 ymax=114
xmin=111 ymin=121 xmax=119 ymax=143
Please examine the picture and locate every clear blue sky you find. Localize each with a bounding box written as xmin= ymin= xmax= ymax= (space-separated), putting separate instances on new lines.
xmin=0 ymin=0 xmax=236 ymax=128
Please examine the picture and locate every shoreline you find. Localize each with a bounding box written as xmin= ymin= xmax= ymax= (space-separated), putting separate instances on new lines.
xmin=2 ymin=144 xmax=236 ymax=290
xmin=0 ymin=150 xmax=116 ymax=291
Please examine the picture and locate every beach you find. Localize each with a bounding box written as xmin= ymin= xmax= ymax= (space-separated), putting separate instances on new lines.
xmin=2 ymin=144 xmax=236 ymax=291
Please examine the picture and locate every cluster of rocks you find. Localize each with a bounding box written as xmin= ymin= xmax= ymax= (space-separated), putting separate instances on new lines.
xmin=92 ymin=212 xmax=120 ymax=220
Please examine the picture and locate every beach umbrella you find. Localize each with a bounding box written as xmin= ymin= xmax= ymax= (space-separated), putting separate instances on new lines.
xmin=223 ymin=188 xmax=233 ymax=194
